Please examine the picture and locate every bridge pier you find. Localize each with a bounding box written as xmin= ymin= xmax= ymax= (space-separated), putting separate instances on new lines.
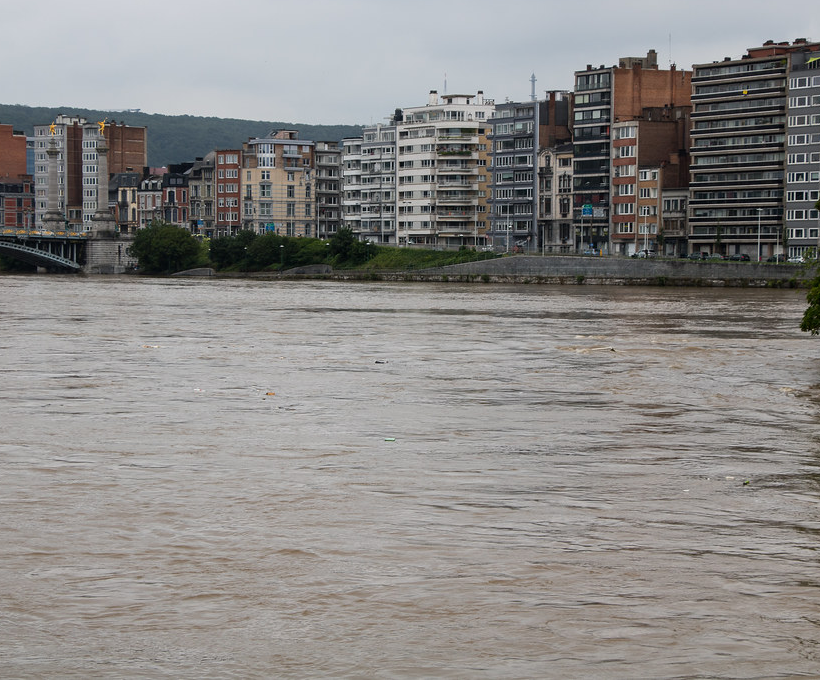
xmin=84 ymin=234 xmax=137 ymax=274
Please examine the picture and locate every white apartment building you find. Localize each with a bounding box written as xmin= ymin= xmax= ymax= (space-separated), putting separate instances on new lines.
xmin=343 ymin=90 xmax=495 ymax=248
xmin=342 ymin=137 xmax=363 ymax=234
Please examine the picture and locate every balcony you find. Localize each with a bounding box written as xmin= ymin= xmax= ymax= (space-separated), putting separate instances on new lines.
xmin=437 ymin=208 xmax=474 ymax=219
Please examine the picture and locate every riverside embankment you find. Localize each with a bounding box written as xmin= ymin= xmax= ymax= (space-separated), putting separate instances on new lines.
xmin=329 ymin=255 xmax=815 ymax=287
xmin=183 ymin=254 xmax=816 ymax=287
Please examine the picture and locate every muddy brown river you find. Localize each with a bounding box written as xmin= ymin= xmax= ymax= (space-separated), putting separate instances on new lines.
xmin=1 ymin=275 xmax=819 ymax=678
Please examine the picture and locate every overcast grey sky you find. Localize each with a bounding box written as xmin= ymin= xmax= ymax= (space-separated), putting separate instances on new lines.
xmin=4 ymin=0 xmax=818 ymax=126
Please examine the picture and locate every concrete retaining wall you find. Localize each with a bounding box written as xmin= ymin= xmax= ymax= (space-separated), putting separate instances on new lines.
xmin=401 ymin=255 xmax=813 ymax=287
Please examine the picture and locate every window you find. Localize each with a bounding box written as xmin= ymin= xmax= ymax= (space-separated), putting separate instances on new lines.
xmin=788 ymin=171 xmax=820 ymax=183
xmin=788 ymin=114 xmax=820 ymax=126
xmin=615 ymin=203 xmax=634 ymax=215
xmin=788 ymin=133 xmax=820 ymax=145
xmin=618 ymin=146 xmax=635 ymax=158
xmin=788 ymin=152 xmax=820 ymax=164
xmin=617 ymin=184 xmax=635 ymax=196
xmin=787 ymin=209 xmax=819 ymax=221
xmin=787 ymin=190 xmax=820 ymax=201
xmin=615 ymin=126 xmax=636 ymax=139
xmin=286 ymin=203 xmax=295 ymax=217
xmin=287 ymin=185 xmax=295 ymax=198
xmin=617 ymin=223 xmax=634 ymax=233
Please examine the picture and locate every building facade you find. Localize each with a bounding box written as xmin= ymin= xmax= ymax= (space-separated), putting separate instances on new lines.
xmin=33 ymin=115 xmax=146 ymax=231
xmin=161 ymin=163 xmax=191 ymax=229
xmin=341 ymin=91 xmax=494 ymax=248
xmin=488 ymin=92 xmax=570 ymax=252
xmin=188 ymin=153 xmax=216 ymax=238
xmin=242 ymin=131 xmax=315 ymax=237
xmin=315 ymin=141 xmax=342 ymax=239
xmin=0 ymin=124 xmax=27 ymax=180
xmin=0 ymin=178 xmax=34 ymax=230
xmin=215 ymin=149 xmax=242 ymax=237
xmin=341 ymin=137 xmax=363 ymax=234
xmin=572 ymin=51 xmax=691 ymax=254
xmin=610 ymin=107 xmax=691 ymax=256
xmin=785 ymin=45 xmax=820 ymax=259
xmin=360 ymin=123 xmax=396 ymax=244
xmin=538 ymin=143 xmax=574 ymax=253
xmin=109 ymin=172 xmax=141 ymax=233
xmin=689 ymin=40 xmax=820 ymax=259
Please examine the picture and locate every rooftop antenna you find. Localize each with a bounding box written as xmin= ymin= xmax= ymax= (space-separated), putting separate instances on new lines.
xmin=530 ymin=73 xmax=537 ymax=101
xmin=444 ymin=72 xmax=447 ymax=95
xmin=669 ymin=33 xmax=672 ymax=68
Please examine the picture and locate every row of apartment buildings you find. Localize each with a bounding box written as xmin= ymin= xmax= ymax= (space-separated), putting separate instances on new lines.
xmin=1 ymin=38 xmax=818 ymax=259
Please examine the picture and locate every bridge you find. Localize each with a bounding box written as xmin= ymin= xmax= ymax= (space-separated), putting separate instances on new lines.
xmin=0 ymin=229 xmax=88 ymax=272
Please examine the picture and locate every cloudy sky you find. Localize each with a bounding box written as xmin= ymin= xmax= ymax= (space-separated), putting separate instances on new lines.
xmin=4 ymin=0 xmax=818 ymax=126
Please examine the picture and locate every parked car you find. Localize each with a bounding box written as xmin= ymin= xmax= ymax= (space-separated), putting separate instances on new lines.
xmin=706 ymin=254 xmax=727 ymax=261
xmin=632 ymin=249 xmax=656 ymax=258
xmin=728 ymin=253 xmax=751 ymax=261
xmin=788 ymin=256 xmax=805 ymax=264
xmin=767 ymin=254 xmax=786 ymax=263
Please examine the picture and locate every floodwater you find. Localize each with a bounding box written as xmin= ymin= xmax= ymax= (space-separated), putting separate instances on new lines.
xmin=1 ymin=275 xmax=819 ymax=679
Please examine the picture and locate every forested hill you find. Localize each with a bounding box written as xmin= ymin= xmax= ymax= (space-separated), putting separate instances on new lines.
xmin=0 ymin=103 xmax=364 ymax=168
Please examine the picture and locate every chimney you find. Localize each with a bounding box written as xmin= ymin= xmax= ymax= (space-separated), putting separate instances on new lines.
xmin=477 ymin=90 xmax=484 ymax=105
xmin=428 ymin=90 xmax=438 ymax=106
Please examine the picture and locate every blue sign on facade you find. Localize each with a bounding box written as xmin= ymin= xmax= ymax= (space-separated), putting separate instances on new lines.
xmin=582 ymin=204 xmax=593 ymax=216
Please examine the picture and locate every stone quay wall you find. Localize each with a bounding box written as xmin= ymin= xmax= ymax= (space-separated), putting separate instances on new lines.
xmin=330 ymin=256 xmax=814 ymax=287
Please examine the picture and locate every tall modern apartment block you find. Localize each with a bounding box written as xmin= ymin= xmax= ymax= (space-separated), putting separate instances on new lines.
xmin=398 ymin=91 xmax=494 ymax=248
xmin=315 ymin=141 xmax=342 ymax=239
xmin=360 ymin=123 xmax=396 ymax=244
xmin=32 ymin=115 xmax=146 ymax=231
xmin=689 ymin=39 xmax=820 ymax=259
xmin=341 ymin=137 xmax=363 ymax=234
xmin=488 ymin=92 xmax=570 ymax=252
xmin=342 ymin=90 xmax=494 ymax=247
xmin=572 ymin=51 xmax=691 ymax=254
xmin=785 ymin=45 xmax=820 ymax=259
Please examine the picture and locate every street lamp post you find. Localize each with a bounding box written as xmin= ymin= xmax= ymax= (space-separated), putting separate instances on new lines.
xmin=757 ymin=208 xmax=763 ymax=261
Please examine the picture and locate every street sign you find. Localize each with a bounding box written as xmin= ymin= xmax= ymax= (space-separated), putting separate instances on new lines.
xmin=582 ymin=204 xmax=593 ymax=216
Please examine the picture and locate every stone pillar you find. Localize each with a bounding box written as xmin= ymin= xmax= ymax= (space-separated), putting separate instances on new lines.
xmin=91 ymin=137 xmax=117 ymax=235
xmin=41 ymin=137 xmax=64 ymax=232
